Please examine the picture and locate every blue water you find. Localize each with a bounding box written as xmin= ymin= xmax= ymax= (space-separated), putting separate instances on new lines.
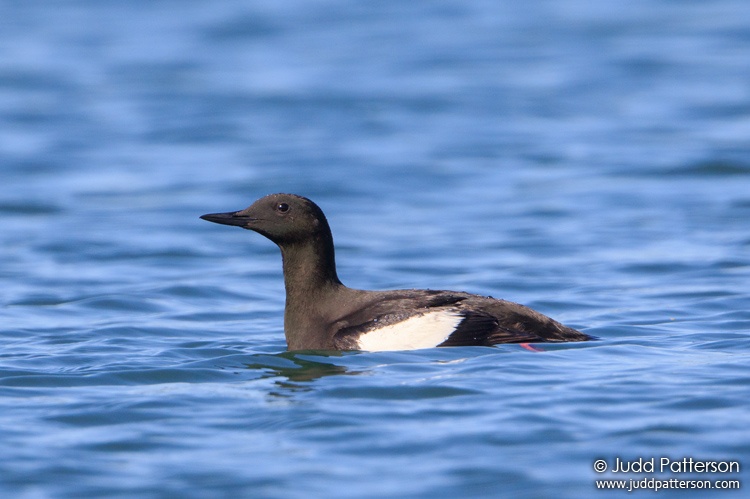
xmin=2 ymin=1 xmax=749 ymax=497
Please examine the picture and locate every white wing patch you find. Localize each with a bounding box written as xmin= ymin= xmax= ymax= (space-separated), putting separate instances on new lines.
xmin=356 ymin=310 xmax=464 ymax=352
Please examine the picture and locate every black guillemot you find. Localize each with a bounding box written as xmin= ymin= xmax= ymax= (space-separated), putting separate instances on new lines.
xmin=200 ymin=193 xmax=592 ymax=351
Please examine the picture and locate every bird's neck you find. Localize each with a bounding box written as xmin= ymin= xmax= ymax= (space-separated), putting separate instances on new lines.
xmin=280 ymin=235 xmax=341 ymax=295
xmin=279 ymin=235 xmax=343 ymax=349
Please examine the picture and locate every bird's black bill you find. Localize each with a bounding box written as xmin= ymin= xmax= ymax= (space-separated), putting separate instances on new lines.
xmin=200 ymin=211 xmax=255 ymax=227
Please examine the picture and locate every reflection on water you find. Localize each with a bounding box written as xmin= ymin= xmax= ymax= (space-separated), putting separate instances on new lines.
xmin=244 ymin=351 xmax=356 ymax=386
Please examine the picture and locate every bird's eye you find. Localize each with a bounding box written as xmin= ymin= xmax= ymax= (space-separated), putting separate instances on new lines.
xmin=276 ymin=202 xmax=290 ymax=213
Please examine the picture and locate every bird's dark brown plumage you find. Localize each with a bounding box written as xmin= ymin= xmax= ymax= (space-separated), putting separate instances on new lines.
xmin=201 ymin=193 xmax=592 ymax=351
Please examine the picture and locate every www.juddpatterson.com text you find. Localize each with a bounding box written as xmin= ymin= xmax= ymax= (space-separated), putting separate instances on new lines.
xmin=595 ymin=477 xmax=740 ymax=492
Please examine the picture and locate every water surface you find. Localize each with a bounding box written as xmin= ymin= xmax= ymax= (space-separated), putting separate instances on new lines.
xmin=2 ymin=1 xmax=749 ymax=497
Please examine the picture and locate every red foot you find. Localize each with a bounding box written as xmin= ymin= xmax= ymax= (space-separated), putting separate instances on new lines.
xmin=520 ymin=343 xmax=543 ymax=352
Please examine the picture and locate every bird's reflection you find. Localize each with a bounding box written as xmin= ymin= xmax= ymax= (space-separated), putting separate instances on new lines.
xmin=244 ymin=350 xmax=362 ymax=390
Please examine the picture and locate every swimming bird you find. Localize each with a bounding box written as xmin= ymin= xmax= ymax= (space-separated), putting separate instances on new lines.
xmin=201 ymin=193 xmax=591 ymax=351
